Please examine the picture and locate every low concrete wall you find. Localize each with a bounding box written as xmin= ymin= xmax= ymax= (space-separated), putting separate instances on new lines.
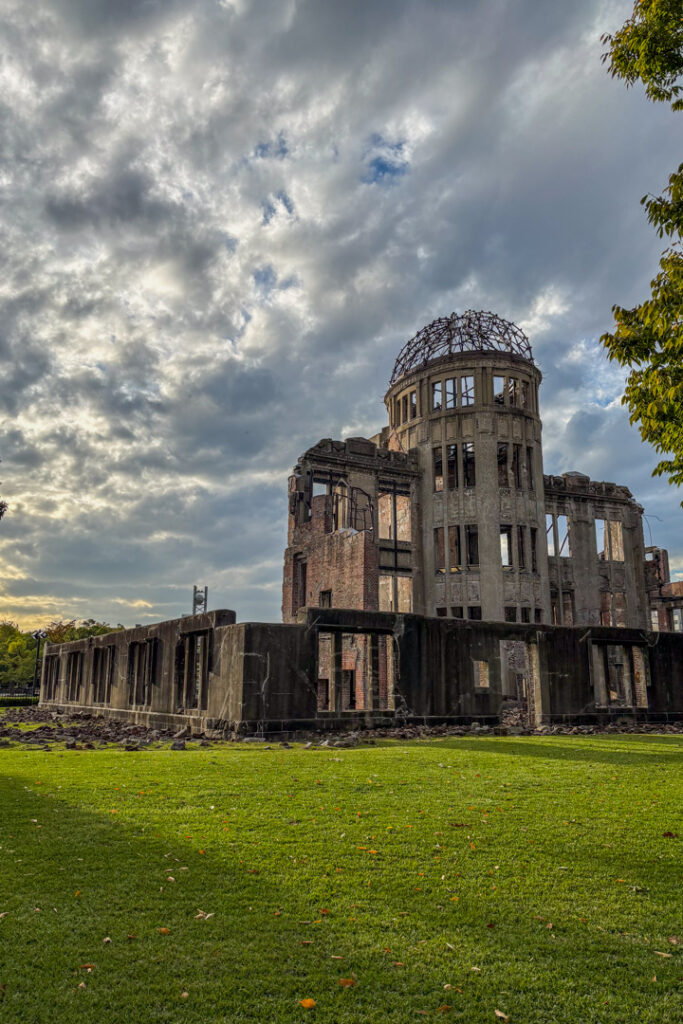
xmin=40 ymin=608 xmax=683 ymax=732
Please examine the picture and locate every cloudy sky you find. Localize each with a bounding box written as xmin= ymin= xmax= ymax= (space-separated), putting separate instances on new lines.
xmin=0 ymin=0 xmax=680 ymax=629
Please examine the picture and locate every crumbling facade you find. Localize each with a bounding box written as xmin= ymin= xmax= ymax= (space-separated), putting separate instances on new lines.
xmin=283 ymin=311 xmax=658 ymax=633
xmin=40 ymin=310 xmax=682 ymax=733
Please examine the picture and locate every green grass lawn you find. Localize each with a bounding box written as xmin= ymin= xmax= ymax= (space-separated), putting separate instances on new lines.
xmin=0 ymin=736 xmax=680 ymax=1023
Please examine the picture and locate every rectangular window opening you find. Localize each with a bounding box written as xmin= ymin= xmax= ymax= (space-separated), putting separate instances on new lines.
xmin=461 ymin=375 xmax=475 ymax=406
xmin=493 ymin=375 xmax=505 ymax=405
xmin=446 ymin=443 xmax=458 ymax=489
xmin=465 ymin=524 xmax=479 ymax=567
xmin=546 ymin=513 xmax=555 ymax=556
xmin=500 ymin=525 xmax=513 ymax=568
xmin=432 ymin=381 xmax=442 ymax=411
xmin=517 ymin=525 xmax=526 ymax=569
xmin=462 ymin=442 xmax=475 ymax=487
xmin=433 ymin=447 xmax=443 ymax=492
xmin=473 ymin=659 xmax=490 ymax=688
xmin=468 ymin=606 xmax=482 ymax=620
xmin=557 ymin=514 xmax=571 ymax=556
xmin=512 ymin=444 xmax=522 ymax=489
xmin=497 ymin=442 xmax=508 ymax=487
xmin=434 ymin=527 xmax=445 ymax=575
xmin=445 ymin=378 xmax=456 ymax=409
xmin=410 ymin=390 xmax=417 ymax=419
xmin=449 ymin=525 xmax=461 ymax=572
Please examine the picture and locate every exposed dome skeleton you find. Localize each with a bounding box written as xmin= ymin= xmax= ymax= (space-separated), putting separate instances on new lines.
xmin=389 ymin=309 xmax=533 ymax=386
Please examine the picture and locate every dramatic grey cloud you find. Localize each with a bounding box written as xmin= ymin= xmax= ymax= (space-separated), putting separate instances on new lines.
xmin=0 ymin=0 xmax=680 ymax=628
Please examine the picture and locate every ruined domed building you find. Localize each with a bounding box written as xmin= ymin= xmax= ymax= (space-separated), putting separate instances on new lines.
xmin=40 ymin=312 xmax=682 ymax=733
xmin=283 ymin=311 xmax=651 ymax=631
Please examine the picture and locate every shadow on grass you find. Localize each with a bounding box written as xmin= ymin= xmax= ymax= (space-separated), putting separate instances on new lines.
xmin=432 ymin=735 xmax=683 ymax=768
xmin=0 ymin=748 xmax=679 ymax=1024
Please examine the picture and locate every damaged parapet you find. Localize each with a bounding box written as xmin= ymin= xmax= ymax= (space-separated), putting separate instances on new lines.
xmin=282 ymin=437 xmax=420 ymax=622
xmin=40 ymin=607 xmax=683 ymax=732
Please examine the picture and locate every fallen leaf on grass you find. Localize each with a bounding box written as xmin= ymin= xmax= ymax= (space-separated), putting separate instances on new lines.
xmin=102 ymin=938 xmax=111 ymax=945
xmin=0 ymin=913 xmax=7 ymax=919
xmin=158 ymin=927 xmax=171 ymax=935
xmin=662 ymin=832 xmax=678 ymax=838
xmin=78 ymin=965 xmax=95 ymax=972
xmin=654 ymin=951 xmax=672 ymax=958
xmin=330 ymin=955 xmax=343 ymax=960
xmin=301 ymin=941 xmax=312 ymax=946
xmin=78 ymin=982 xmax=86 ymax=990
xmin=494 ymin=1012 xmax=509 ymax=1021
xmin=338 ymin=978 xmax=355 ymax=988
xmin=180 ymin=991 xmax=188 ymax=999
xmin=299 ymin=998 xmax=316 ymax=1009
xmin=667 ymin=936 xmax=679 ymax=945
xmin=392 ymin=961 xmax=404 ymax=967
xmin=194 ymin=910 xmax=214 ymax=920
xmin=437 ymin=1006 xmax=452 ymax=1013
xmin=127 ymin=934 xmax=136 ymax=941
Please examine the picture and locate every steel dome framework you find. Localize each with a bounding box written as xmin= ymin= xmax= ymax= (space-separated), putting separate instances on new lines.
xmin=389 ymin=310 xmax=533 ymax=386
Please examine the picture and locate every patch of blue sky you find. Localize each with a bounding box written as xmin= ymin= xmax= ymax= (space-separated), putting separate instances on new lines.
xmin=362 ymin=133 xmax=409 ymax=185
xmin=261 ymin=190 xmax=295 ymax=224
xmin=253 ymin=132 xmax=288 ymax=160
xmin=253 ymin=265 xmax=277 ymax=292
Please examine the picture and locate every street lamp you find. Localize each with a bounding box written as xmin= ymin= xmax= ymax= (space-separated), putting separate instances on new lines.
xmin=31 ymin=630 xmax=48 ymax=696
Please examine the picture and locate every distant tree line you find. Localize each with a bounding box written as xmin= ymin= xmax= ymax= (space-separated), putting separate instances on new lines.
xmin=0 ymin=620 xmax=123 ymax=691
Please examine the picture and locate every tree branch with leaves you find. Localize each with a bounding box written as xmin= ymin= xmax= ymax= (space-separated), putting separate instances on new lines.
xmin=601 ymin=0 xmax=683 ymax=497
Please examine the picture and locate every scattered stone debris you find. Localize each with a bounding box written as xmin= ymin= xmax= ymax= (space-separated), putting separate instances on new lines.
xmin=0 ymin=704 xmax=680 ymax=748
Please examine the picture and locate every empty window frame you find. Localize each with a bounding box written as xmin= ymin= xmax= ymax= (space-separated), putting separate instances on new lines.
xmin=673 ymin=608 xmax=683 ymax=632
xmin=319 ymin=590 xmax=332 ymax=608
xmin=595 ymin=518 xmax=624 ymax=561
xmin=546 ymin=513 xmax=555 ymax=556
xmin=526 ymin=446 xmax=534 ymax=489
xmin=446 ymin=443 xmax=458 ymax=489
xmin=506 ymin=378 xmax=519 ymax=406
xmin=432 ymin=381 xmax=442 ymax=411
xmin=613 ymin=591 xmax=627 ymax=627
xmin=497 ymin=442 xmax=509 ymax=487
xmin=468 ymin=606 xmax=482 ymax=620
xmin=66 ymin=651 xmax=83 ymax=702
xmin=378 ymin=491 xmax=411 ymax=542
xmin=293 ymin=555 xmax=307 ymax=611
xmin=517 ymin=525 xmax=526 ymax=569
xmin=449 ymin=525 xmax=462 ymax=571
xmin=520 ymin=607 xmax=531 ymax=623
xmin=511 ymin=444 xmax=522 ymax=488
xmin=461 ymin=375 xmax=475 ymax=406
xmin=493 ymin=375 xmax=505 ymax=405
xmin=401 ymin=395 xmax=408 ymax=423
xmin=650 ymin=609 xmax=660 ymax=631
xmin=534 ymin=608 xmax=543 ymax=624
xmin=396 ymin=576 xmax=412 ymax=613
xmin=521 ymin=381 xmax=530 ymax=409
xmin=562 ymin=590 xmax=575 ymax=627
xmin=128 ymin=638 xmax=159 ymax=707
xmin=632 ymin=646 xmax=649 ymax=708
xmin=530 ymin=527 xmax=538 ymax=572
xmin=473 ymin=659 xmax=489 ymax=688
xmin=465 ymin=524 xmax=479 ymax=567
xmin=451 ymin=606 xmax=464 ymax=618
xmin=445 ymin=378 xmax=456 ymax=409
xmin=436 ymin=607 xmax=447 ymax=617
xmin=409 ymin=390 xmax=417 ymax=419
xmin=500 ymin=525 xmax=513 ymax=567
xmin=43 ymin=655 xmax=60 ymax=701
xmin=433 ymin=447 xmax=443 ymax=492
xmin=504 ymin=606 xmax=517 ymax=622
xmin=379 ymin=574 xmax=393 ymax=612
xmin=557 ymin=515 xmax=570 ymax=556
xmin=462 ymin=442 xmax=475 ymax=487
xmin=434 ymin=527 xmax=445 ymax=575
xmin=175 ymin=632 xmax=210 ymax=710
xmin=92 ymin=645 xmax=115 ymax=704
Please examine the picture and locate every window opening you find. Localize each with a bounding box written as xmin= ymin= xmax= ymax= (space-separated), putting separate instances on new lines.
xmin=465 ymin=524 xmax=479 ymax=567
xmin=66 ymin=652 xmax=83 ymax=702
xmin=319 ymin=590 xmax=332 ymax=608
xmin=468 ymin=606 xmax=482 ymax=620
xmin=520 ymin=607 xmax=530 ymax=623
xmin=504 ymin=606 xmax=517 ymax=622
xmin=401 ymin=395 xmax=408 ymax=423
xmin=500 ymin=525 xmax=513 ymax=567
xmin=517 ymin=525 xmax=526 ymax=569
xmin=507 ymin=378 xmax=518 ymax=406
xmin=497 ymin=442 xmax=508 ymax=487
xmin=562 ymin=591 xmax=575 ymax=627
xmin=521 ymin=381 xmax=529 ymax=408
xmin=432 ymin=381 xmax=442 ymax=411
xmin=92 ymin=645 xmax=116 ymax=704
xmin=530 ymin=527 xmax=538 ymax=573
xmin=449 ymin=525 xmax=461 ymax=572
xmin=433 ymin=447 xmax=443 ymax=492
xmin=410 ymin=390 xmax=417 ymax=418
xmin=451 ymin=606 xmax=464 ymax=618
xmin=493 ymin=375 xmax=505 ymax=405
xmin=557 ymin=514 xmax=570 ymax=556
xmin=512 ymin=444 xmax=522 ymax=488
xmin=461 ymin=375 xmax=474 ymax=406
xmin=546 ymin=513 xmax=555 ymax=556
xmin=534 ymin=608 xmax=543 ymax=624
xmin=473 ymin=660 xmax=489 ymax=688
xmin=436 ymin=607 xmax=447 ymax=617
xmin=446 ymin=443 xmax=458 ymax=489
xmin=293 ymin=555 xmax=307 ymax=612
xmin=526 ymin=446 xmax=534 ymax=489
xmin=462 ymin=442 xmax=475 ymax=487
xmin=434 ymin=527 xmax=445 ymax=575
xmin=445 ymin=378 xmax=456 ymax=409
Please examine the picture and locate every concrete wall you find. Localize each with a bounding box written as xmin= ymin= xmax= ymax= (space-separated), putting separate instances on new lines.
xmin=41 ymin=608 xmax=683 ymax=733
